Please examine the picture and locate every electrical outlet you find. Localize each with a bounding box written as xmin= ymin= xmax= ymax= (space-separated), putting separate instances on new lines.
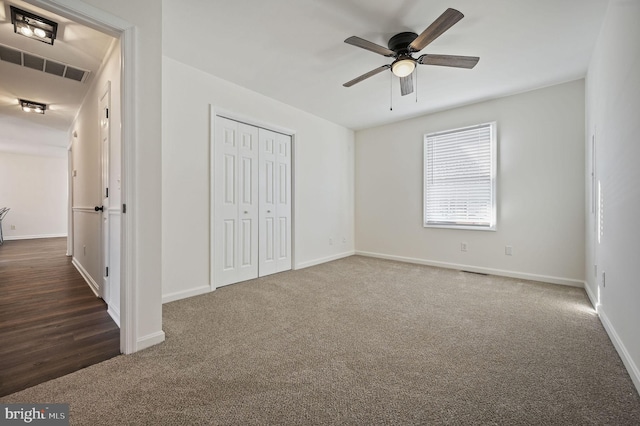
xmin=461 ymin=242 xmax=468 ymax=252
xmin=329 ymin=238 xmax=333 ymax=246
xmin=10 ymin=225 xmax=16 ymax=230
xmin=505 ymin=246 xmax=513 ymax=256
xmin=342 ymin=237 xmax=347 ymax=244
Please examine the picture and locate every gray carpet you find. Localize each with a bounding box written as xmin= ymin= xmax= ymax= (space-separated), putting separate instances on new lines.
xmin=2 ymin=256 xmax=639 ymax=425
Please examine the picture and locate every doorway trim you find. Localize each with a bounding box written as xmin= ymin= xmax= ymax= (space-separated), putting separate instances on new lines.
xmin=209 ymin=106 xmax=297 ymax=291
xmin=66 ymin=143 xmax=73 ymax=257
xmin=28 ymin=0 xmax=138 ymax=354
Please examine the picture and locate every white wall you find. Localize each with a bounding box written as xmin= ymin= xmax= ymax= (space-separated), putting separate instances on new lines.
xmin=0 ymin=151 xmax=67 ymax=239
xmin=0 ymin=115 xmax=67 ymax=158
xmin=161 ymin=57 xmax=355 ymax=302
xmin=355 ymin=80 xmax=585 ymax=285
xmin=585 ymin=0 xmax=640 ymax=393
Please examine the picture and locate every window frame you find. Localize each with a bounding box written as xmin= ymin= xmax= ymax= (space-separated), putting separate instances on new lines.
xmin=423 ymin=122 xmax=497 ymax=231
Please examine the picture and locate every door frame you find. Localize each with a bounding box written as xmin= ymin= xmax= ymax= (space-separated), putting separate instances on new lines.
xmin=209 ymin=106 xmax=297 ymax=290
xmin=30 ymin=0 xmax=139 ymax=354
xmin=66 ymin=143 xmax=73 ymax=257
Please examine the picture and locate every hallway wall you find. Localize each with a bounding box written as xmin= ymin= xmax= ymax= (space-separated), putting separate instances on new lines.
xmin=0 ymin=151 xmax=67 ymax=240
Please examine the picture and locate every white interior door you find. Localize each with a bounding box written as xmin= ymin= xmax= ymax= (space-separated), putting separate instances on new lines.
xmin=275 ymin=133 xmax=292 ymax=273
xmin=259 ymin=129 xmax=291 ymax=276
xmin=214 ymin=117 xmax=259 ymax=287
xmin=99 ymin=82 xmax=110 ymax=300
xmin=259 ymin=129 xmax=277 ymax=276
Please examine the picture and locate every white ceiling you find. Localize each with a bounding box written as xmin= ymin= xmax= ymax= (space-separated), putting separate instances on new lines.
xmin=0 ymin=0 xmax=610 ymax=155
xmin=163 ymin=0 xmax=609 ymax=130
xmin=0 ymin=0 xmax=114 ymax=153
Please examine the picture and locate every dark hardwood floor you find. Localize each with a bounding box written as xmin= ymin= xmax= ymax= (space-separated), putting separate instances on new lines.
xmin=0 ymin=238 xmax=120 ymax=397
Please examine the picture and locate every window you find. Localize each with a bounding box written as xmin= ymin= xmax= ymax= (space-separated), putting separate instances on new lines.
xmin=423 ymin=122 xmax=496 ymax=230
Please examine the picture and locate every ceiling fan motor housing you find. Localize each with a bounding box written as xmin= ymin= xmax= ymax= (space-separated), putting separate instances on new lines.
xmin=388 ymin=32 xmax=418 ymax=54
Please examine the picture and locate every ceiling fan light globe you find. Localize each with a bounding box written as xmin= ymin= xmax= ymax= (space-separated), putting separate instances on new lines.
xmin=392 ymin=59 xmax=415 ymax=77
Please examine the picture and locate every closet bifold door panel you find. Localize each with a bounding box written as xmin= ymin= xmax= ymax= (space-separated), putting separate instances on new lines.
xmin=214 ymin=117 xmax=259 ymax=287
xmin=258 ymin=129 xmax=292 ymax=277
xmin=214 ymin=116 xmax=292 ymax=287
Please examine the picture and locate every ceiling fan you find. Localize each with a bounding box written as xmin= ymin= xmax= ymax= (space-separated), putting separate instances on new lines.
xmin=343 ymin=8 xmax=479 ymax=96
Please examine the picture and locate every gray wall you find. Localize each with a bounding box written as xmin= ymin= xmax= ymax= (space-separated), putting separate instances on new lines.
xmin=355 ymin=80 xmax=585 ymax=285
xmin=585 ymin=0 xmax=640 ymax=393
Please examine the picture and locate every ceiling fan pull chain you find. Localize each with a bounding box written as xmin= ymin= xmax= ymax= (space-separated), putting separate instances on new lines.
xmin=390 ymin=71 xmax=393 ymax=111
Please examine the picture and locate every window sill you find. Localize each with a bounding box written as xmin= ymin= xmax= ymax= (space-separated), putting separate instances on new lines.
xmin=424 ymin=223 xmax=496 ymax=232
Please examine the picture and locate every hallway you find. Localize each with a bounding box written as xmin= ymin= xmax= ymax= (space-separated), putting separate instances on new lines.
xmin=0 ymin=238 xmax=120 ymax=396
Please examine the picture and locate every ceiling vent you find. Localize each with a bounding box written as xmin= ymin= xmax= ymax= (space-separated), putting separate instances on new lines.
xmin=0 ymin=43 xmax=90 ymax=83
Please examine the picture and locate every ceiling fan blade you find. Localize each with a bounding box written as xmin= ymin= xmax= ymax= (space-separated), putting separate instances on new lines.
xmin=345 ymin=36 xmax=395 ymax=57
xmin=343 ymin=65 xmax=390 ymax=87
xmin=417 ymin=54 xmax=480 ymax=69
xmin=408 ymin=8 xmax=464 ymax=52
xmin=400 ymin=73 xmax=414 ymax=96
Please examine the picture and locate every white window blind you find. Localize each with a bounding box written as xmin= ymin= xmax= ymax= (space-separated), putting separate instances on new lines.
xmin=423 ymin=122 xmax=496 ymax=230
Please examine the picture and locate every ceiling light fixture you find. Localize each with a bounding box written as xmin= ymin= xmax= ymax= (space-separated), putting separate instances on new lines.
xmin=391 ymin=57 xmax=416 ymax=78
xmin=19 ymin=99 xmax=47 ymax=115
xmin=10 ymin=6 xmax=58 ymax=45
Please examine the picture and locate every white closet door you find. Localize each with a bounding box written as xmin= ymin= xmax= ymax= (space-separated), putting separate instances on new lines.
xmin=259 ymin=129 xmax=277 ymax=276
xmin=214 ymin=117 xmax=259 ymax=287
xmin=259 ymin=129 xmax=291 ymax=276
xmin=274 ymin=132 xmax=292 ymax=273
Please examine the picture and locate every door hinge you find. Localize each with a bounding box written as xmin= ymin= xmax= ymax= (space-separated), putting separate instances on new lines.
xmin=122 ymin=204 xmax=126 ymax=213
xmin=106 ymin=266 xmax=109 ymax=277
xmin=106 ymin=187 xmax=109 ymax=198
xmin=106 ymin=108 xmax=109 ymax=119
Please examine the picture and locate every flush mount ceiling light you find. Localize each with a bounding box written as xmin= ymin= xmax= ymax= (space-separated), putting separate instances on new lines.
xmin=10 ymin=6 xmax=58 ymax=45
xmin=19 ymin=99 xmax=47 ymax=114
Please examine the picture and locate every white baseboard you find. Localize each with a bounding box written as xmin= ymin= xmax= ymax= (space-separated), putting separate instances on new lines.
xmin=295 ymin=250 xmax=355 ymax=270
xmin=355 ymin=251 xmax=585 ymax=288
xmin=72 ymin=258 xmax=100 ymax=297
xmin=162 ymin=285 xmax=211 ymax=304
xmin=137 ymin=330 xmax=165 ymax=351
xmin=598 ymin=307 xmax=640 ymax=395
xmin=4 ymin=233 xmax=67 ymax=241
xmin=108 ymin=305 xmax=121 ymax=328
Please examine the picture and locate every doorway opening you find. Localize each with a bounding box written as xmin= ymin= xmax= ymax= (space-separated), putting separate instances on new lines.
xmin=21 ymin=0 xmax=141 ymax=353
